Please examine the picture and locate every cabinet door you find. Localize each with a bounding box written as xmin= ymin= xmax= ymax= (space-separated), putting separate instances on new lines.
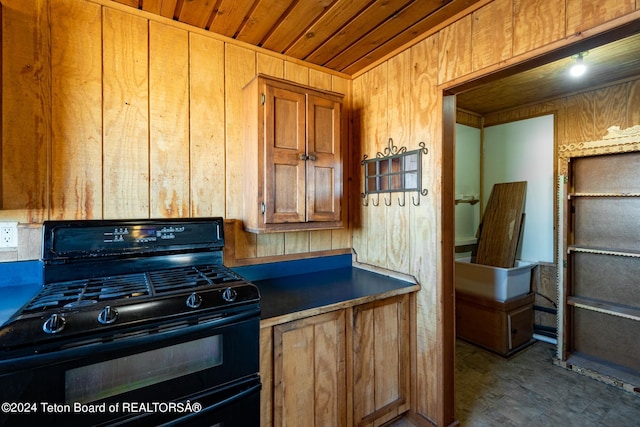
xmin=263 ymin=84 xmax=306 ymax=224
xmin=306 ymin=94 xmax=342 ymax=222
xmin=508 ymin=304 xmax=533 ymax=351
xmin=352 ymin=295 xmax=410 ymax=426
xmin=273 ymin=310 xmax=347 ymax=427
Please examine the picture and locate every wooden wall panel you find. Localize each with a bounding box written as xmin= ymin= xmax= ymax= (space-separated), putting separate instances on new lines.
xmin=149 ymin=22 xmax=189 ymax=218
xmin=225 ymin=43 xmax=257 ymax=259
xmin=1 ymin=0 xmax=49 ymax=222
xmin=566 ymin=0 xmax=636 ymax=35
xmin=594 ymin=84 xmax=631 ymax=133
xmin=386 ymin=50 xmax=411 ymax=274
xmin=628 ymin=80 xmax=640 ymax=125
xmin=364 ymin=63 xmax=389 ymax=268
xmin=189 ymin=34 xmax=225 ymax=218
xmin=50 ymin=0 xmax=102 ymax=220
xmin=437 ymin=14 xmax=472 ymax=85
xmin=257 ymin=52 xmax=284 ymax=77
xmin=513 ymin=0 xmax=566 ymax=56
xmin=102 ymin=8 xmax=149 ymax=219
xmin=471 ymin=0 xmax=513 ymax=71
xmin=409 ymin=33 xmax=442 ymax=423
xmin=351 ymin=75 xmax=367 ymax=261
xmin=564 ymin=93 xmax=595 ymax=144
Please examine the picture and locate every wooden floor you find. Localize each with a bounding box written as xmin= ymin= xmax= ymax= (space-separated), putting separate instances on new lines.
xmin=388 ymin=339 xmax=640 ymax=426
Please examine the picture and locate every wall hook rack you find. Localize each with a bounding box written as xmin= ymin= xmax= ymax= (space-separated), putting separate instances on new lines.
xmin=360 ymin=139 xmax=429 ymax=207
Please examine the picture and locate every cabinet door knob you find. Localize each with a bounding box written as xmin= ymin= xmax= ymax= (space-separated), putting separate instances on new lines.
xmin=308 ymin=154 xmax=316 ymax=161
xmin=299 ymin=154 xmax=308 ymax=160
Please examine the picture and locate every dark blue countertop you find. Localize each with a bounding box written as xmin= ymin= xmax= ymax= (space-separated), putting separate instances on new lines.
xmin=0 ymin=261 xmax=43 ymax=326
xmin=250 ymin=265 xmax=418 ymax=321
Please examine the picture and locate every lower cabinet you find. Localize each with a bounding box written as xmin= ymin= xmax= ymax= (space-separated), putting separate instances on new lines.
xmin=260 ymin=294 xmax=411 ymax=426
xmin=352 ymin=295 xmax=410 ymax=426
xmin=456 ymin=290 xmax=534 ymax=357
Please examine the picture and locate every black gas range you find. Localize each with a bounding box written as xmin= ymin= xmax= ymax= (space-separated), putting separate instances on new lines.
xmin=0 ymin=217 xmax=261 ymax=426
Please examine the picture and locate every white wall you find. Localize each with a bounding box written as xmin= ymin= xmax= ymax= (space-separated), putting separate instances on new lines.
xmin=483 ymin=115 xmax=554 ymax=263
xmin=455 ymin=124 xmax=481 ymax=246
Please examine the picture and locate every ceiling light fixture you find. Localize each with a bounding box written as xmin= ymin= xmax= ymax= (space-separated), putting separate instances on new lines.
xmin=570 ymin=51 xmax=588 ymax=77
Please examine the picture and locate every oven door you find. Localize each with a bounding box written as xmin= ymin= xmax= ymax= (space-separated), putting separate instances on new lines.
xmin=0 ymin=305 xmax=260 ymax=426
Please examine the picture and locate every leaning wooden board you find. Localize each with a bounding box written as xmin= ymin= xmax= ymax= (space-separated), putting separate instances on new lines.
xmin=476 ymin=181 xmax=527 ymax=268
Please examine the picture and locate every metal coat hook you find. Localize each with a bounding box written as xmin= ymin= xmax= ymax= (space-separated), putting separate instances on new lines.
xmin=384 ymin=195 xmax=391 ymax=206
xmin=361 ymin=192 xmax=369 ymax=206
xmin=398 ymin=192 xmax=406 ymax=207
xmin=412 ymin=189 xmax=428 ymax=206
xmin=372 ymin=193 xmax=380 ymax=206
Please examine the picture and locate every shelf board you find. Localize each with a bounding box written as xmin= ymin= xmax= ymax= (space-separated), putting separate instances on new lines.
xmin=567 ymin=245 xmax=640 ymax=257
xmin=567 ymin=296 xmax=640 ymax=322
xmin=569 ymin=192 xmax=640 ymax=198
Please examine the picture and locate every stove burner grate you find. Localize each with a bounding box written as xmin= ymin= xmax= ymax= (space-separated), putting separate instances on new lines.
xmin=22 ymin=265 xmax=243 ymax=313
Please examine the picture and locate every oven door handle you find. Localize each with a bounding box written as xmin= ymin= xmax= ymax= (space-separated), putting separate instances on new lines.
xmin=157 ymin=382 xmax=262 ymax=427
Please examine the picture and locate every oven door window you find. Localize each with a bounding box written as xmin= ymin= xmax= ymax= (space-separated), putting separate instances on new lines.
xmin=65 ymin=335 xmax=222 ymax=404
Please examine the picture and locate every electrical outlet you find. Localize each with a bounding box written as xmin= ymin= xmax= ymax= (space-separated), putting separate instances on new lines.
xmin=0 ymin=222 xmax=18 ymax=249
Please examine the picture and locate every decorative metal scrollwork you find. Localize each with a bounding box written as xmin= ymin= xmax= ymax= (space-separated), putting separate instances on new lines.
xmin=360 ymin=139 xmax=429 ymax=207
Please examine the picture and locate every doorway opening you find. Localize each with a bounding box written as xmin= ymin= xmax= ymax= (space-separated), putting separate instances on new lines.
xmin=442 ymin=21 xmax=640 ymax=424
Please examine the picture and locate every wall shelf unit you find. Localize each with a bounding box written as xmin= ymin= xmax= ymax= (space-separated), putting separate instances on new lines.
xmin=556 ymin=125 xmax=640 ymax=396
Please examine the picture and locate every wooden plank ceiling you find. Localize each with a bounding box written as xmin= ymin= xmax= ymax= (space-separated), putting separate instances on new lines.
xmin=456 ymin=32 xmax=640 ymax=115
xmin=110 ymin=0 xmax=482 ymax=75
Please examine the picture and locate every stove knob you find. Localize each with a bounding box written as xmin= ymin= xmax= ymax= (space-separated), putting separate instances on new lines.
xmin=222 ymin=287 xmax=237 ymax=303
xmin=186 ymin=292 xmax=202 ymax=309
xmin=42 ymin=313 xmax=66 ymax=334
xmin=98 ymin=306 xmax=119 ymax=325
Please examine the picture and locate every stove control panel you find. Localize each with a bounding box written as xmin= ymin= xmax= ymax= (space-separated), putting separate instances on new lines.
xmin=42 ymin=217 xmax=225 ymax=261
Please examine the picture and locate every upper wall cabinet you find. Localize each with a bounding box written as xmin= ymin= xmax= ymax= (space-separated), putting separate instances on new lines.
xmin=242 ymin=75 xmax=344 ymax=234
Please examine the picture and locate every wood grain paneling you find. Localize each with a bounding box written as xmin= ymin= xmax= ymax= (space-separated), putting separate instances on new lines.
xmin=208 ymin=0 xmax=255 ymax=38
xmin=103 ymin=7 xmax=149 ymax=219
xmin=386 ymin=50 xmax=411 ymax=274
xmin=593 ymin=84 xmax=630 ymax=133
xmin=471 ymin=0 xmax=512 ymax=71
xmin=149 ymin=22 xmax=189 ymax=218
xmin=225 ymin=43 xmax=257 ymax=259
xmin=365 ymin=64 xmax=389 ymax=268
xmin=564 ymin=92 xmax=596 ymax=144
xmin=235 ymin=0 xmax=295 ymax=45
xmin=475 ymin=181 xmax=527 ymax=268
xmin=438 ymin=14 xmax=472 ymax=84
xmin=513 ymin=0 xmax=565 ymax=57
xmin=178 ymin=0 xmax=216 ymax=29
xmin=351 ymin=74 xmax=367 ymax=260
xmin=189 ymin=33 xmax=225 ymax=218
xmin=260 ymin=325 xmax=274 ymax=427
xmin=566 ymin=0 xmax=636 ymax=35
xmin=1 ymin=0 xmax=50 ymax=222
xmin=628 ymin=80 xmax=640 ymax=125
xmin=284 ymin=0 xmax=372 ymax=60
xmin=409 ymin=33 xmax=441 ymax=423
xmin=273 ymin=310 xmax=346 ymax=427
xmin=50 ymin=0 xmax=102 ymax=220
